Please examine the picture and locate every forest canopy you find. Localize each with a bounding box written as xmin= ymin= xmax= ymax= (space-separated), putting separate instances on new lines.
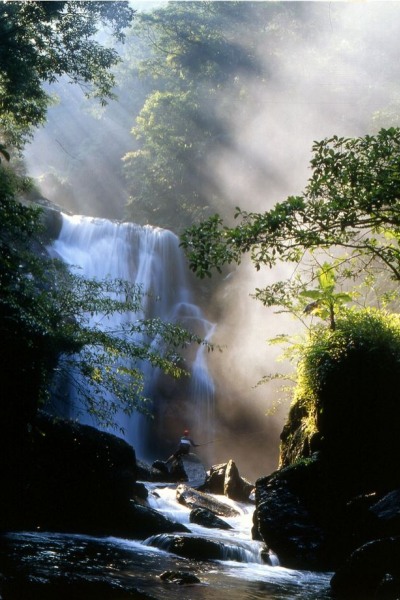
xmin=0 ymin=1 xmax=134 ymax=147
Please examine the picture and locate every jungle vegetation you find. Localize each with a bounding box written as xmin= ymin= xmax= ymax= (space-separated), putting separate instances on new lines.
xmin=2 ymin=0 xmax=400 ymax=439
xmin=0 ymin=1 xmax=206 ymax=431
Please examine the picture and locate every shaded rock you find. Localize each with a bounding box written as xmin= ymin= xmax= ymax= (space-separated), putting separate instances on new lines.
xmin=124 ymin=502 xmax=190 ymax=538
xmin=131 ymin=481 xmax=148 ymax=503
xmin=0 ymin=575 xmax=149 ymax=599
xmin=145 ymin=533 xmax=256 ymax=562
xmin=201 ymin=463 xmax=226 ymax=494
xmin=6 ymin=411 xmax=138 ymax=535
xmin=255 ymin=460 xmax=328 ymax=570
xmin=159 ymin=571 xmax=201 ymax=585
xmin=168 ymin=457 xmax=188 ymax=482
xmin=137 ymin=459 xmax=172 ymax=482
xmin=201 ymin=460 xmax=254 ymax=502
xmin=369 ymin=490 xmax=400 ymax=536
xmin=146 ymin=534 xmax=225 ymax=561
xmin=176 ymin=484 xmax=240 ymax=517
xmin=224 ymin=459 xmax=254 ymax=502
xmin=189 ymin=507 xmax=233 ymax=530
xmin=330 ymin=537 xmax=400 ymax=599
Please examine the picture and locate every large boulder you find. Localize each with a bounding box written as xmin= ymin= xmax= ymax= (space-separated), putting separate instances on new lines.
xmin=201 ymin=460 xmax=254 ymax=502
xmin=330 ymin=537 xmax=400 ymax=599
xmin=123 ymin=502 xmax=189 ymax=538
xmin=254 ymin=461 xmax=328 ymax=570
xmin=224 ymin=460 xmax=254 ymax=502
xmin=176 ymin=484 xmax=240 ymax=517
xmin=0 ymin=412 xmax=188 ymax=539
xmin=189 ymin=507 xmax=233 ymax=530
xmin=145 ymin=533 xmax=257 ymax=563
xmin=1 ymin=412 xmax=137 ymax=533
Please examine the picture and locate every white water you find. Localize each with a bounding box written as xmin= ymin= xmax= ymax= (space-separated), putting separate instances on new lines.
xmin=1 ymin=476 xmax=332 ymax=598
xmin=49 ymin=213 xmax=215 ymax=457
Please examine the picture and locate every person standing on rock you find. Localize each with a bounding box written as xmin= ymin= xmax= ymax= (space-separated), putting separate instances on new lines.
xmin=167 ymin=429 xmax=199 ymax=462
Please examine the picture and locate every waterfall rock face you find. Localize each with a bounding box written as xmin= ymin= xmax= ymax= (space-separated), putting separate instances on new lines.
xmin=49 ymin=213 xmax=215 ymax=458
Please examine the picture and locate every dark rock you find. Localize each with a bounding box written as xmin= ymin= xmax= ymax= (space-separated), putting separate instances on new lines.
xmin=201 ymin=460 xmax=254 ymax=502
xmin=38 ymin=205 xmax=64 ymax=242
xmin=176 ymin=484 xmax=240 ymax=517
xmin=1 ymin=411 xmax=137 ymax=534
xmin=124 ymin=502 xmax=189 ymax=538
xmin=330 ymin=537 xmax=400 ymax=599
xmin=224 ymin=459 xmax=254 ymax=502
xmin=137 ymin=459 xmax=172 ymax=482
xmin=369 ymin=489 xmax=400 ymax=535
xmin=375 ymin=574 xmax=400 ymax=600
xmin=0 ymin=412 xmax=188 ymax=540
xmin=159 ymin=571 xmax=201 ymax=585
xmin=201 ymin=463 xmax=226 ymax=494
xmin=131 ymin=482 xmax=148 ymax=503
xmin=146 ymin=533 xmax=254 ymax=562
xmin=255 ymin=460 xmax=329 ymax=570
xmin=151 ymin=460 xmax=170 ymax=475
xmin=189 ymin=507 xmax=233 ymax=530
xmin=147 ymin=534 xmax=224 ymax=560
xmin=0 ymin=575 xmax=148 ymax=599
xmin=168 ymin=457 xmax=188 ymax=482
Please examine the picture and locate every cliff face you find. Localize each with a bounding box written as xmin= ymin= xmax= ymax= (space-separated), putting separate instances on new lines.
xmin=279 ymin=336 xmax=400 ymax=496
xmin=254 ymin=313 xmax=400 ymax=596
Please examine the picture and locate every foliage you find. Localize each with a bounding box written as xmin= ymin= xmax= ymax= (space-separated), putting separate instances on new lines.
xmin=286 ymin=308 xmax=400 ymax=448
xmin=122 ymin=1 xmax=293 ymax=230
xmin=123 ymin=89 xmax=211 ymax=229
xmin=0 ymin=166 xmax=209 ymax=429
xmin=181 ymin=128 xmax=400 ymax=284
xmin=0 ymin=1 xmax=135 ymax=147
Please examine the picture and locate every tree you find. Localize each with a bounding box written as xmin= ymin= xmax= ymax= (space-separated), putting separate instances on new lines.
xmin=181 ymin=128 xmax=400 ymax=295
xmin=0 ymin=1 xmax=135 ymax=147
xmin=122 ymin=1 xmax=290 ymax=230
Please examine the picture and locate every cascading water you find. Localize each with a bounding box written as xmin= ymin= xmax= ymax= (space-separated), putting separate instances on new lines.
xmin=48 ymin=213 xmax=215 ymax=459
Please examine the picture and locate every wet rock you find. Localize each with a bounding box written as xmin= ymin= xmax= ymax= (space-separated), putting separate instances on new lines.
xmin=330 ymin=537 xmax=400 ymax=599
xmin=176 ymin=484 xmax=240 ymax=517
xmin=201 ymin=460 xmax=254 ymax=502
xmin=224 ymin=459 xmax=254 ymax=502
xmin=255 ymin=461 xmax=328 ymax=570
xmin=146 ymin=533 xmax=253 ymax=562
xmin=147 ymin=534 xmax=224 ymax=560
xmin=201 ymin=463 xmax=226 ymax=494
xmin=8 ymin=411 xmax=138 ymax=534
xmin=132 ymin=481 xmax=148 ymax=503
xmin=189 ymin=507 xmax=233 ymax=530
xmin=168 ymin=457 xmax=188 ymax=482
xmin=125 ymin=502 xmax=190 ymax=538
xmin=0 ymin=575 xmax=148 ymax=599
xmin=137 ymin=459 xmax=172 ymax=482
xmin=159 ymin=570 xmax=201 ymax=585
xmin=369 ymin=489 xmax=400 ymax=536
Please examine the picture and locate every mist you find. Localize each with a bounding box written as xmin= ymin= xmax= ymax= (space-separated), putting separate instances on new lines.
xmin=24 ymin=2 xmax=400 ymax=481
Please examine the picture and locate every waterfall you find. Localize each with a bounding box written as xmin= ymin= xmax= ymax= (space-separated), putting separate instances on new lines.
xmin=48 ymin=213 xmax=215 ymax=459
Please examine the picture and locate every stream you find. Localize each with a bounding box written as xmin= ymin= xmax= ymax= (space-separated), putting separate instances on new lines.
xmin=0 ymin=480 xmax=333 ymax=599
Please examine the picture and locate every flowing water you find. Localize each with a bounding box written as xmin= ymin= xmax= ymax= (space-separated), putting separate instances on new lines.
xmin=1 ymin=479 xmax=333 ymax=599
xmin=47 ymin=213 xmax=215 ymax=459
xmin=12 ymin=214 xmax=335 ymax=598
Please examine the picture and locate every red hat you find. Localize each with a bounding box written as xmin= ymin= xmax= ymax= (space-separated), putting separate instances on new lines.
xmin=184 ymin=429 xmax=189 ymax=435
